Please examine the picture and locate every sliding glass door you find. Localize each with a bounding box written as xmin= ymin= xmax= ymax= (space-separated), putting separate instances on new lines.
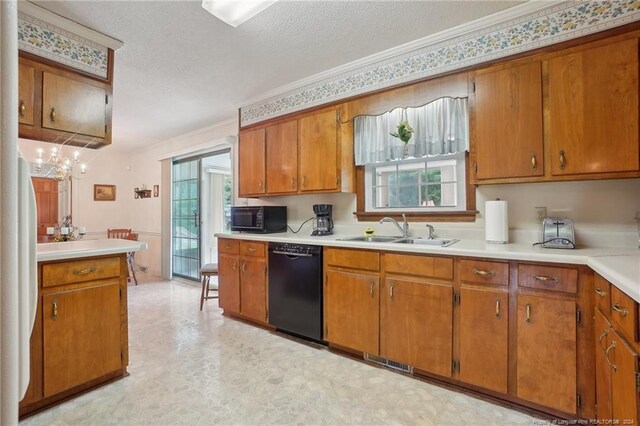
xmin=172 ymin=158 xmax=201 ymax=280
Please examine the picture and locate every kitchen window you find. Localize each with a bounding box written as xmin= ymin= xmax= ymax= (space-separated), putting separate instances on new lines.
xmin=354 ymin=98 xmax=474 ymax=220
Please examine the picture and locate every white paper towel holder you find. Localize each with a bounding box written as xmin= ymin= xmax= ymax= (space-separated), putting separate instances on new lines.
xmin=485 ymin=198 xmax=509 ymax=244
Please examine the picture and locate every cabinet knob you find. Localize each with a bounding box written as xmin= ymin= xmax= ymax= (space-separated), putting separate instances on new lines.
xmin=388 ymin=282 xmax=394 ymax=299
xmin=612 ymin=303 xmax=629 ymax=317
xmin=19 ymin=100 xmax=26 ymax=118
xmin=530 ymin=153 xmax=537 ymax=170
xmin=51 ymin=299 xmax=59 ymax=320
xmin=594 ymin=287 xmax=607 ymax=298
xmin=369 ymin=281 xmax=375 ymax=298
xmin=50 ymin=107 xmax=57 ymax=123
xmin=495 ymin=298 xmax=501 ymax=319
xmin=559 ymin=150 xmax=566 ymax=170
xmin=258 ymin=181 xmax=263 ymax=190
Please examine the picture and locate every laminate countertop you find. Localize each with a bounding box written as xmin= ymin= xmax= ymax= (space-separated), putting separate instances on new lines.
xmin=216 ymin=232 xmax=640 ymax=303
xmin=37 ymin=238 xmax=148 ymax=262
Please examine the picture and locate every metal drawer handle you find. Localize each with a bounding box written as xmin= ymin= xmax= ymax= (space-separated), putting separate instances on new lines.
xmin=559 ymin=150 xmax=566 ymax=170
xmin=533 ymin=275 xmax=559 ymax=283
xmin=525 ymin=303 xmax=532 ymax=323
xmin=370 ymin=281 xmax=375 ymax=298
xmin=51 ymin=299 xmax=58 ymax=320
xmin=472 ymin=268 xmax=495 ymax=277
xmin=531 ymin=153 xmax=537 ymax=170
xmin=50 ymin=107 xmax=56 ymax=123
xmin=291 ymin=178 xmax=296 ymax=189
xmin=598 ymin=329 xmax=608 ymax=351
xmin=19 ymin=100 xmax=26 ymax=118
xmin=248 ymin=247 xmax=256 ymax=253
xmin=389 ymin=282 xmax=394 ymax=299
xmin=495 ymin=299 xmax=501 ymax=318
xmin=594 ymin=287 xmax=607 ymax=298
xmin=241 ymin=262 xmax=247 ymax=272
xmin=605 ymin=341 xmax=617 ymax=372
xmin=72 ymin=267 xmax=97 ymax=275
xmin=232 ymin=262 xmax=237 ymax=272
xmin=612 ymin=304 xmax=629 ymax=317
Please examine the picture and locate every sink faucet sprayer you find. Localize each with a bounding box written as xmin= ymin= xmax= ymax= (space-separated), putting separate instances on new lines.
xmin=380 ymin=214 xmax=409 ymax=238
xmin=425 ymin=224 xmax=435 ymax=239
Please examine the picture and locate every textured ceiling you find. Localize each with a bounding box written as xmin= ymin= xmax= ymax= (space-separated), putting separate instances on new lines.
xmin=33 ymin=0 xmax=522 ymax=151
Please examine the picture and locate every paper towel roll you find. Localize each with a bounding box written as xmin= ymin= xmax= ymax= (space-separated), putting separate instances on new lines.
xmin=485 ymin=200 xmax=509 ymax=244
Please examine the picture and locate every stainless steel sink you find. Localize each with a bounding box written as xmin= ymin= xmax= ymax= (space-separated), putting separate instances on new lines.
xmin=393 ymin=238 xmax=459 ymax=247
xmin=337 ymin=236 xmax=404 ymax=243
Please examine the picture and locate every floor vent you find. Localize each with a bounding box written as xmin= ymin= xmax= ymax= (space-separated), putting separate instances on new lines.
xmin=364 ymin=353 xmax=413 ymax=374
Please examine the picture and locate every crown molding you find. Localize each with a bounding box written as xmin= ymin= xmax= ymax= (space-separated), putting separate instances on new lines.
xmin=240 ymin=0 xmax=640 ymax=126
xmin=19 ymin=1 xmax=123 ymax=51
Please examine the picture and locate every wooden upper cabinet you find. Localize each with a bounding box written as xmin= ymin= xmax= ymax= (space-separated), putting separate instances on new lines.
xmin=298 ymin=109 xmax=338 ymax=192
xmin=548 ymin=38 xmax=639 ymax=176
xmin=42 ymin=282 xmax=121 ymax=397
xmin=42 ymin=71 xmax=107 ymax=138
xmin=473 ymin=61 xmax=544 ymax=181
xmin=516 ymin=294 xmax=577 ymax=414
xmin=238 ymin=128 xmax=266 ymax=197
xmin=324 ymin=270 xmax=379 ymax=355
xmin=459 ymin=286 xmax=509 ymax=393
xmin=266 ymin=120 xmax=298 ymax=194
xmin=18 ymin=63 xmax=35 ymax=126
xmin=380 ymin=278 xmax=453 ymax=377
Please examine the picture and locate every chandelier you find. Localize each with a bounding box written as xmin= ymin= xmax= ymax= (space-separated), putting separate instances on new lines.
xmin=35 ymin=146 xmax=86 ymax=181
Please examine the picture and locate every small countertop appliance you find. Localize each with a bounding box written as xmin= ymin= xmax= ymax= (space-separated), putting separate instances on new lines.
xmin=311 ymin=204 xmax=333 ymax=236
xmin=541 ymin=217 xmax=575 ymax=249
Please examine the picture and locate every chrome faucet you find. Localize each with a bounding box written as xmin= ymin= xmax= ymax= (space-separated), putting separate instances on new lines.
xmin=380 ymin=214 xmax=409 ymax=237
xmin=425 ymin=224 xmax=435 ymax=239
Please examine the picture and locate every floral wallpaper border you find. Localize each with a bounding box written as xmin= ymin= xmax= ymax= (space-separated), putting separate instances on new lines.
xmin=18 ymin=12 xmax=109 ymax=79
xmin=241 ymin=0 xmax=640 ymax=126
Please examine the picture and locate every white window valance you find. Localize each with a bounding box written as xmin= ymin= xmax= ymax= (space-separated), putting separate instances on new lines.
xmin=354 ymin=97 xmax=469 ymax=166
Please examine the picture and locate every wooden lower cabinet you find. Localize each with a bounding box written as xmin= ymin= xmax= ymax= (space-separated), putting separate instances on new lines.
xmin=380 ymin=278 xmax=452 ymax=377
xmin=20 ymin=255 xmax=128 ymax=418
xmin=324 ymin=269 xmax=379 ymax=355
xmin=594 ymin=274 xmax=640 ymax=425
xmin=217 ymin=239 xmax=267 ymax=324
xmin=218 ymin=253 xmax=240 ymax=314
xmin=516 ymin=294 xmax=577 ymax=414
xmin=42 ymin=283 xmax=121 ymax=397
xmin=458 ymin=286 xmax=509 ymax=393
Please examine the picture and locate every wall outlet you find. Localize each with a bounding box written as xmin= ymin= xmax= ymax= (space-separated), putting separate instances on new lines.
xmin=535 ymin=206 xmax=547 ymax=223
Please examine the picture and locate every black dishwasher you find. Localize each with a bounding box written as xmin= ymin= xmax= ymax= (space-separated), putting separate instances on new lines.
xmin=268 ymin=243 xmax=323 ymax=342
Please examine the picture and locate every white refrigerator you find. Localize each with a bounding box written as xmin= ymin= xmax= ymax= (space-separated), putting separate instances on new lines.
xmin=1 ymin=1 xmax=39 ymax=424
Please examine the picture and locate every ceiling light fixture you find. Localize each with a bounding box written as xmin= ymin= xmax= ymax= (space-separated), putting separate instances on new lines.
xmin=201 ymin=0 xmax=277 ymax=28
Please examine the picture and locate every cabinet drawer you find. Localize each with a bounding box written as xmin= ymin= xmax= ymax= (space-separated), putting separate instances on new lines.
xmin=594 ymin=274 xmax=611 ymax=314
xmin=240 ymin=241 xmax=266 ymax=258
xmin=218 ymin=239 xmax=239 ymax=254
xmin=325 ymin=248 xmax=379 ymax=272
xmin=459 ymin=259 xmax=508 ymax=286
xmin=42 ymin=257 xmax=120 ymax=287
xmin=518 ymin=264 xmax=577 ymax=294
xmin=385 ymin=253 xmax=453 ymax=281
xmin=610 ymin=285 xmax=639 ymax=343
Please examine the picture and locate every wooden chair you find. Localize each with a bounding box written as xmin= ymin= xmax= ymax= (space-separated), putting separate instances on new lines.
xmin=199 ymin=263 xmax=218 ymax=310
xmin=107 ymin=228 xmax=138 ymax=285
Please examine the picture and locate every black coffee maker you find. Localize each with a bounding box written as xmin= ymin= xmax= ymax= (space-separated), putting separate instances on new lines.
xmin=311 ymin=204 xmax=334 ymax=236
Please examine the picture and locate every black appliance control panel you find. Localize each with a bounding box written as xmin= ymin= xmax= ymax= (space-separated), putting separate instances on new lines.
xmin=270 ymin=243 xmax=321 ymax=256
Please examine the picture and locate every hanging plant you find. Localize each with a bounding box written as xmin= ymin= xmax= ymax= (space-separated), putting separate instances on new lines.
xmin=389 ymin=109 xmax=414 ymax=144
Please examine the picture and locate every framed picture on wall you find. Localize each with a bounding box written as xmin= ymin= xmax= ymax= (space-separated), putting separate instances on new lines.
xmin=94 ymin=184 xmax=116 ymax=201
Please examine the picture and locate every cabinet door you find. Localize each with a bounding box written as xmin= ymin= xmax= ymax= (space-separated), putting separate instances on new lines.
xmin=549 ymin=38 xmax=639 ymax=176
xmin=18 ymin=63 xmax=35 ymax=125
xmin=459 ymin=286 xmax=509 ymax=393
xmin=325 ymin=270 xmax=379 ymax=354
xmin=42 ymin=283 xmax=121 ymax=397
xmin=218 ymin=253 xmax=240 ymax=314
xmin=298 ymin=109 xmax=338 ymax=192
xmin=238 ymin=128 xmax=266 ymax=196
xmin=32 ymin=178 xmax=59 ymax=239
xmin=42 ymin=71 xmax=107 ymax=138
xmin=516 ymin=294 xmax=577 ymax=414
xmin=595 ymin=309 xmax=613 ymax=421
xmin=240 ymin=256 xmax=267 ymax=322
xmin=474 ymin=61 xmax=544 ymax=180
xmin=266 ymin=120 xmax=298 ymax=193
xmin=610 ymin=329 xmax=640 ymax=425
xmin=381 ymin=278 xmax=452 ymax=377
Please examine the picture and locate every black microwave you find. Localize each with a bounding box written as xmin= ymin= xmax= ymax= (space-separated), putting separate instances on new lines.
xmin=230 ymin=206 xmax=287 ymax=233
